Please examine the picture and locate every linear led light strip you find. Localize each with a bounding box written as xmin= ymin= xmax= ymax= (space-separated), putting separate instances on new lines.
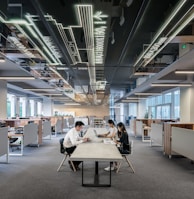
xmin=151 ymin=83 xmax=192 ymax=87
xmin=0 ymin=16 xmax=60 ymax=65
xmin=143 ymin=6 xmax=194 ymax=67
xmin=135 ymin=92 xmax=161 ymax=96
xmin=46 ymin=14 xmax=92 ymax=65
xmin=77 ymin=5 xmax=95 ymax=66
xmin=175 ymin=71 xmax=194 ymax=74
xmin=0 ymin=16 xmax=72 ymax=89
xmin=0 ymin=77 xmax=35 ymax=80
xmin=45 ymin=14 xmax=81 ymax=64
xmin=133 ymin=0 xmax=187 ymax=67
xmin=76 ymin=5 xmax=96 ymax=97
xmin=25 ymin=14 xmax=62 ymax=65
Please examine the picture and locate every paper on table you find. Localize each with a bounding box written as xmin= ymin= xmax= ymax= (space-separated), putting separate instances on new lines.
xmin=103 ymin=138 xmax=115 ymax=145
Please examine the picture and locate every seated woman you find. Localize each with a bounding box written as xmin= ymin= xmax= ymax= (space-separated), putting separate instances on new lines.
xmin=116 ymin=122 xmax=130 ymax=154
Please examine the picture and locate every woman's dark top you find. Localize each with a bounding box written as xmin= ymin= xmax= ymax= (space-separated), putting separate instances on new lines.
xmin=118 ymin=131 xmax=130 ymax=154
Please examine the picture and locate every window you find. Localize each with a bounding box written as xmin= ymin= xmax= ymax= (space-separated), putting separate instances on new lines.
xmin=29 ymin=99 xmax=35 ymax=116
xmin=174 ymin=90 xmax=180 ymax=119
xmin=37 ymin=101 xmax=42 ymax=116
xmin=7 ymin=94 xmax=16 ymax=118
xmin=19 ymin=97 xmax=26 ymax=117
xmin=164 ymin=92 xmax=172 ymax=104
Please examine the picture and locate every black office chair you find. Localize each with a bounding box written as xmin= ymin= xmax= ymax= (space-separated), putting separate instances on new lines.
xmin=57 ymin=138 xmax=76 ymax=172
xmin=116 ymin=140 xmax=135 ymax=173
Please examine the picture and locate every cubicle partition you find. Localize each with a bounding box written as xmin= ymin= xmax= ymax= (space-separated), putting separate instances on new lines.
xmin=172 ymin=127 xmax=194 ymax=161
xmin=55 ymin=119 xmax=63 ymax=134
xmin=42 ymin=121 xmax=51 ymax=139
xmin=0 ymin=127 xmax=8 ymax=163
xmin=23 ymin=123 xmax=39 ymax=147
xmin=5 ymin=118 xmax=43 ymax=145
xmin=164 ymin=122 xmax=194 ymax=158
xmin=135 ymin=121 xmax=143 ymax=137
xmin=150 ymin=123 xmax=163 ymax=146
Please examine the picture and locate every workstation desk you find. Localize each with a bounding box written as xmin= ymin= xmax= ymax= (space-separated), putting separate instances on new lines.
xmin=70 ymin=128 xmax=123 ymax=187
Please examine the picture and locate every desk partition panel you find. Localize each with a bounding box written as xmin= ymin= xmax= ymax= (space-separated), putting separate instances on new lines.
xmin=150 ymin=123 xmax=163 ymax=146
xmin=0 ymin=127 xmax=8 ymax=163
xmin=23 ymin=123 xmax=38 ymax=146
xmin=172 ymin=127 xmax=194 ymax=161
xmin=42 ymin=121 xmax=51 ymax=139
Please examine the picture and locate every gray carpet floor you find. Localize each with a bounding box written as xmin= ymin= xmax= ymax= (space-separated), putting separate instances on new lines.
xmin=0 ymin=134 xmax=194 ymax=199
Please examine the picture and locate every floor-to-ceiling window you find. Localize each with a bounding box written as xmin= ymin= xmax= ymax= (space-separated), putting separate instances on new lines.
xmin=37 ymin=101 xmax=42 ymax=116
xmin=19 ymin=97 xmax=26 ymax=117
xmin=146 ymin=88 xmax=180 ymax=119
xmin=29 ymin=99 xmax=35 ymax=116
xmin=7 ymin=94 xmax=16 ymax=118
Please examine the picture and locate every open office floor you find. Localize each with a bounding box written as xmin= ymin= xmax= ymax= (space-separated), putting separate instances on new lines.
xmin=1 ymin=133 xmax=194 ymax=199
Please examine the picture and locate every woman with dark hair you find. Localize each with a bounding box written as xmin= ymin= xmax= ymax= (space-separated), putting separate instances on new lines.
xmin=104 ymin=122 xmax=130 ymax=171
xmin=116 ymin=122 xmax=130 ymax=154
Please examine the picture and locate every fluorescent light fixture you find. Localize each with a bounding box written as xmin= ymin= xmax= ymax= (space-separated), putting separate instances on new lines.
xmin=35 ymin=93 xmax=63 ymax=96
xmin=24 ymin=88 xmax=56 ymax=91
xmin=134 ymin=72 xmax=156 ymax=76
xmin=0 ymin=77 xmax=35 ymax=80
xmin=135 ymin=92 xmax=161 ymax=96
xmin=121 ymin=99 xmax=139 ymax=103
xmin=64 ymin=103 xmax=80 ymax=105
xmin=56 ymin=67 xmax=69 ymax=70
xmin=0 ymin=57 xmax=5 ymax=62
xmin=126 ymin=97 xmax=146 ymax=100
xmin=151 ymin=83 xmax=192 ymax=87
xmin=175 ymin=70 xmax=194 ymax=74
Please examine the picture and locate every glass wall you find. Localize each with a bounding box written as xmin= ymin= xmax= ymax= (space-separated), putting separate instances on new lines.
xmin=146 ymin=88 xmax=180 ymax=119
xmin=7 ymin=94 xmax=16 ymax=118
xmin=19 ymin=97 xmax=26 ymax=117
xmin=37 ymin=101 xmax=42 ymax=116
xmin=29 ymin=99 xmax=35 ymax=117
xmin=7 ymin=93 xmax=43 ymax=118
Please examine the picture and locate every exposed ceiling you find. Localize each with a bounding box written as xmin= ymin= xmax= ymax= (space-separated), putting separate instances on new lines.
xmin=0 ymin=0 xmax=194 ymax=105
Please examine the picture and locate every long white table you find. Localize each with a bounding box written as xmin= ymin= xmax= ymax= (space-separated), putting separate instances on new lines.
xmin=70 ymin=128 xmax=123 ymax=187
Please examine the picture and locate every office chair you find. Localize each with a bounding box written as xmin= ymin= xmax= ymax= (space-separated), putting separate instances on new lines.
xmin=116 ymin=140 xmax=135 ymax=173
xmin=57 ymin=138 xmax=76 ymax=172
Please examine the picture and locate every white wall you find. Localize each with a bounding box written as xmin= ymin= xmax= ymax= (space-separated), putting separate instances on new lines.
xmin=180 ymin=87 xmax=194 ymax=122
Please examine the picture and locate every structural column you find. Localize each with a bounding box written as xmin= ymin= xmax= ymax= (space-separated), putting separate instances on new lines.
xmin=0 ymin=80 xmax=7 ymax=119
xmin=180 ymin=86 xmax=194 ymax=122
xmin=42 ymin=97 xmax=53 ymax=116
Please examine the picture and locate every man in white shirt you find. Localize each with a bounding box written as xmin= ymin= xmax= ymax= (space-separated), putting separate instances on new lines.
xmin=63 ymin=121 xmax=88 ymax=170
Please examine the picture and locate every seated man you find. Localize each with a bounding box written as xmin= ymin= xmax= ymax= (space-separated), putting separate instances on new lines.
xmin=63 ymin=121 xmax=89 ymax=171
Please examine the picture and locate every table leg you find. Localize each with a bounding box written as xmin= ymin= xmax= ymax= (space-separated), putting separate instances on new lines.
xmin=81 ymin=161 xmax=112 ymax=187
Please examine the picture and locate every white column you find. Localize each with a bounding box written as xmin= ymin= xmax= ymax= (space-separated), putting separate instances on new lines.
xmin=26 ymin=99 xmax=30 ymax=117
xmin=15 ymin=97 xmax=20 ymax=117
xmin=180 ymin=86 xmax=194 ymax=122
xmin=42 ymin=97 xmax=53 ymax=116
xmin=0 ymin=80 xmax=7 ymax=119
